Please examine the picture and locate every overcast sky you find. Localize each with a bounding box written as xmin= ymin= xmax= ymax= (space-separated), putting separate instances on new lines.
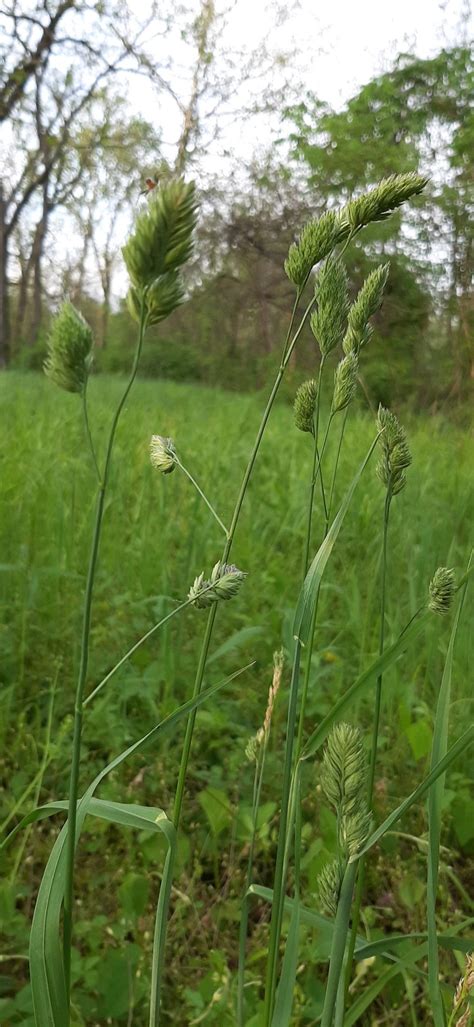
xmin=125 ymin=0 xmax=472 ymax=174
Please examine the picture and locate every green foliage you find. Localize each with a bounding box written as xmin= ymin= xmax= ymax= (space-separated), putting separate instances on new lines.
xmin=1 ymin=373 xmax=472 ymax=1025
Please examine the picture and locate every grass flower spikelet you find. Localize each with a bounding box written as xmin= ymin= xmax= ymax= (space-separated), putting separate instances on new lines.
xmin=43 ymin=301 xmax=93 ymax=394
xmin=343 ymin=264 xmax=390 ymax=355
xmin=332 ymin=353 xmax=358 ymax=413
xmin=294 ymin=379 xmax=317 ymax=433
xmin=188 ymin=561 xmax=246 ymax=608
xmin=150 ymin=435 xmax=176 ymax=474
xmin=429 ymin=566 xmax=456 ymax=615
xmin=343 ymin=172 xmax=428 ymax=231
xmin=376 ymin=405 xmax=411 ymax=495
xmin=311 ymin=257 xmax=349 ymax=356
xmin=320 ymin=723 xmax=371 ymax=857
xmin=123 ymin=179 xmax=197 ymax=325
xmin=284 ymin=210 xmax=349 ymax=287
xmin=317 ymin=859 xmax=343 ymax=918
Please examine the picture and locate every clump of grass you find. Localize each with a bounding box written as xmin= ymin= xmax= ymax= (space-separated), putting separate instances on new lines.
xmin=5 ymin=168 xmax=473 ymax=1027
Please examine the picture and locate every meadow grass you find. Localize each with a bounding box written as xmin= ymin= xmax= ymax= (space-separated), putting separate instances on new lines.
xmin=0 ymin=369 xmax=472 ymax=1025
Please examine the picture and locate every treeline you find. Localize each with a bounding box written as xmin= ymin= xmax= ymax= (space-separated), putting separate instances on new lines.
xmin=1 ymin=1 xmax=472 ymax=407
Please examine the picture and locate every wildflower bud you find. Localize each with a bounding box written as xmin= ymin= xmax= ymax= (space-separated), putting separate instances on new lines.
xmin=43 ymin=302 xmax=93 ymax=394
xmin=188 ymin=561 xmax=246 ymax=609
xmin=376 ymin=406 xmax=411 ymax=496
xmin=294 ymin=379 xmax=317 ymax=433
xmin=343 ymin=172 xmax=428 ymax=231
xmin=150 ymin=435 xmax=176 ymax=474
xmin=343 ymin=264 xmax=390 ymax=355
xmin=123 ymin=179 xmax=197 ymax=324
xmin=428 ymin=567 xmax=456 ymax=615
xmin=332 ymin=353 xmax=358 ymax=413
xmin=310 ymin=257 xmax=349 ymax=356
xmin=317 ymin=858 xmax=343 ymax=918
xmin=284 ymin=210 xmax=349 ymax=287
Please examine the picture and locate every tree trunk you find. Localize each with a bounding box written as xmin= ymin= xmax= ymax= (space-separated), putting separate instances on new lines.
xmin=30 ymin=184 xmax=50 ymax=344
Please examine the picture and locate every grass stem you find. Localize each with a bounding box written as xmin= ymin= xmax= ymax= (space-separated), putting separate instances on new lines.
xmin=63 ymin=303 xmax=147 ymax=1004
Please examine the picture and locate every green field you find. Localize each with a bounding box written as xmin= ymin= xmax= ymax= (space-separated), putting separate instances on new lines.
xmin=1 ymin=371 xmax=473 ymax=1025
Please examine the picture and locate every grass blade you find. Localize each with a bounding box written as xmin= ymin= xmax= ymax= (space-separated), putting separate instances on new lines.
xmin=28 ymin=664 xmax=251 ymax=1026
xmin=301 ymin=610 xmax=430 ymax=761
xmin=293 ymin=432 xmax=380 ymax=645
xmin=427 ymin=572 xmax=470 ymax=1025
xmin=354 ymin=727 xmax=474 ymax=860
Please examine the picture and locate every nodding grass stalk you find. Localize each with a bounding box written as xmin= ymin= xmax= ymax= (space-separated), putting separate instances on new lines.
xmin=151 ymin=285 xmax=313 ymax=1026
xmin=63 ymin=300 xmax=147 ymax=999
xmin=344 ymin=486 xmax=392 ymax=1001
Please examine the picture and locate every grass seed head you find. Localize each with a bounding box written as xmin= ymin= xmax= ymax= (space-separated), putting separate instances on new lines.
xmin=317 ymin=858 xmax=343 ymax=917
xmin=43 ymin=301 xmax=93 ymax=394
xmin=376 ymin=405 xmax=411 ymax=495
xmin=188 ymin=561 xmax=246 ymax=608
xmin=294 ymin=379 xmax=317 ymax=433
xmin=284 ymin=210 xmax=349 ymax=287
xmin=150 ymin=435 xmax=176 ymax=474
xmin=343 ymin=264 xmax=390 ymax=355
xmin=320 ymin=723 xmax=371 ymax=857
xmin=428 ymin=566 xmax=456 ymax=615
xmin=311 ymin=257 xmax=350 ymax=356
xmin=123 ymin=179 xmax=197 ymax=324
xmin=332 ymin=352 xmax=358 ymax=413
xmin=343 ymin=172 xmax=428 ymax=231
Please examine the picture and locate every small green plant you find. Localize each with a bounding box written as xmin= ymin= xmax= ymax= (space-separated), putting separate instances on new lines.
xmin=4 ymin=168 xmax=473 ymax=1027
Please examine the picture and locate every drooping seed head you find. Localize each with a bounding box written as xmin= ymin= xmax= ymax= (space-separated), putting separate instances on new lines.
xmin=428 ymin=567 xmax=456 ymax=615
xmin=188 ymin=561 xmax=246 ymax=609
xmin=294 ymin=378 xmax=317 ymax=433
xmin=310 ymin=257 xmax=350 ymax=356
xmin=43 ymin=301 xmax=93 ymax=394
xmin=342 ymin=172 xmax=428 ymax=232
xmin=332 ymin=352 xmax=358 ymax=413
xmin=150 ymin=435 xmax=176 ymax=474
xmin=376 ymin=406 xmax=411 ymax=496
xmin=343 ymin=264 xmax=390 ymax=355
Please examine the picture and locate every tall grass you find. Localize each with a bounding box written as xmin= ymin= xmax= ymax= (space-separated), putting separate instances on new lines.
xmin=1 ymin=171 xmax=473 ymax=1027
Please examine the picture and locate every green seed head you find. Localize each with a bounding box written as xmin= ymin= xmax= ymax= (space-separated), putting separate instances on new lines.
xmin=123 ymin=179 xmax=197 ymax=324
xmin=188 ymin=561 xmax=246 ymax=609
xmin=311 ymin=257 xmax=350 ymax=356
xmin=320 ymin=723 xmax=371 ymax=858
xmin=343 ymin=172 xmax=428 ymax=231
xmin=284 ymin=210 xmax=349 ymax=287
xmin=43 ymin=302 xmax=93 ymax=394
xmin=342 ymin=264 xmax=390 ymax=355
xmin=376 ymin=405 xmax=411 ymax=496
xmin=317 ymin=858 xmax=343 ymax=917
xmin=150 ymin=435 xmax=176 ymax=474
xmin=332 ymin=352 xmax=358 ymax=413
xmin=428 ymin=567 xmax=456 ymax=615
xmin=294 ymin=379 xmax=317 ymax=434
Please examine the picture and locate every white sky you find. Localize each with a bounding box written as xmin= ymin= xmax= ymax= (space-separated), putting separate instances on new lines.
xmin=124 ymin=0 xmax=472 ymax=171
